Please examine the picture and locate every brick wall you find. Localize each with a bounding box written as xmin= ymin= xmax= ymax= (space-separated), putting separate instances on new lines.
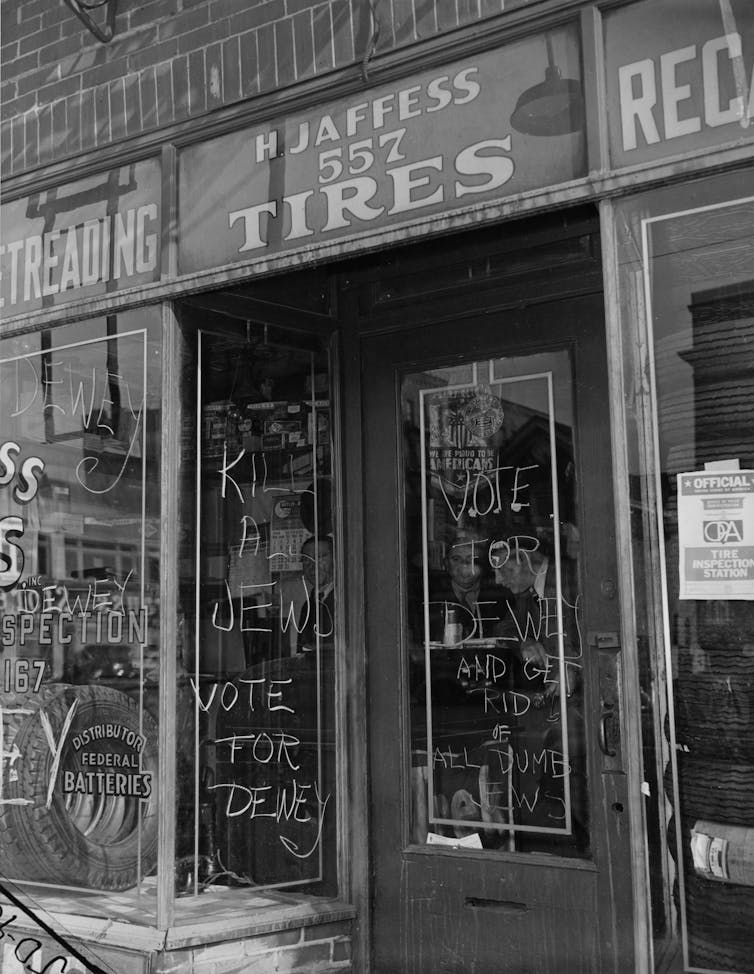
xmin=0 ymin=0 xmax=526 ymax=180
xmin=153 ymin=919 xmax=352 ymax=973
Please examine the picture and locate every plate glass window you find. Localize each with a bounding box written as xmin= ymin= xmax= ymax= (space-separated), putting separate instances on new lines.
xmin=175 ymin=311 xmax=338 ymax=904
xmin=616 ymin=170 xmax=754 ymax=973
xmin=0 ymin=311 xmax=162 ymax=918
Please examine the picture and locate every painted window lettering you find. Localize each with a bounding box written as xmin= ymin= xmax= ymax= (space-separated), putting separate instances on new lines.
xmin=0 ymin=442 xmax=45 ymax=591
xmin=0 ymin=203 xmax=159 ymax=310
xmin=0 ymin=686 xmax=159 ymax=888
xmin=619 ymin=32 xmax=752 ymax=151
xmin=0 ymin=515 xmax=25 ymax=592
xmin=2 ymin=659 xmax=46 ymax=693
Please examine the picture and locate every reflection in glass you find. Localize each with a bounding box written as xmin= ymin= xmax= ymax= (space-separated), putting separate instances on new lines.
xmin=403 ymin=352 xmax=588 ymax=856
xmin=618 ymin=175 xmax=754 ymax=973
xmin=176 ymin=314 xmax=337 ymax=901
xmin=0 ymin=312 xmax=161 ymax=915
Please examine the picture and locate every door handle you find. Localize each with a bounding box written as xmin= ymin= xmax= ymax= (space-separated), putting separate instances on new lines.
xmin=599 ymin=711 xmax=617 ymax=757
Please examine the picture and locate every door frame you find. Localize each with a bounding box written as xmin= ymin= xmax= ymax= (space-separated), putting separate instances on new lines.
xmin=599 ymin=199 xmax=652 ymax=974
xmin=338 ymin=206 xmax=647 ymax=972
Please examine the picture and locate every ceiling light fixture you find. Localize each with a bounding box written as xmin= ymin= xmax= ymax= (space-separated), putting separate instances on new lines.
xmin=510 ymin=33 xmax=584 ymax=137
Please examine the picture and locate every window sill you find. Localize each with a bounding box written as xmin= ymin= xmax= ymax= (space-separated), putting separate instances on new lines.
xmin=4 ymin=887 xmax=355 ymax=954
xmin=164 ymin=893 xmax=356 ymax=950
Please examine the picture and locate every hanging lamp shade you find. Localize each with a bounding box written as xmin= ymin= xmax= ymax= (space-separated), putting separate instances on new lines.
xmin=510 ymin=34 xmax=584 ymax=137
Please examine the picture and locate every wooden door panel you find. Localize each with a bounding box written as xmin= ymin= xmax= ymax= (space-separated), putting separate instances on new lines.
xmin=402 ymin=857 xmax=599 ymax=974
xmin=362 ymin=290 xmax=634 ymax=974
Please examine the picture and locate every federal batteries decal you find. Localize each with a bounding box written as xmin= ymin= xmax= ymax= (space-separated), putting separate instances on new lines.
xmin=64 ymin=723 xmax=151 ymax=799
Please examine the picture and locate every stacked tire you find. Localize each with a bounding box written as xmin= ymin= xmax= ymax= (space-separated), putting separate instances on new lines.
xmin=666 ymin=664 xmax=754 ymax=972
xmin=0 ymin=683 xmax=158 ymax=891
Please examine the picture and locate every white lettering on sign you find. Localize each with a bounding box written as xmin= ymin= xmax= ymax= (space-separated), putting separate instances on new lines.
xmin=253 ymin=68 xmax=482 ymax=163
xmin=229 ymin=138 xmax=515 ymax=253
xmin=176 ymin=28 xmax=588 ymax=274
xmin=224 ymin=65 xmax=518 ymax=254
xmin=0 ymin=203 xmax=159 ymax=309
xmin=618 ymin=32 xmax=752 ymax=151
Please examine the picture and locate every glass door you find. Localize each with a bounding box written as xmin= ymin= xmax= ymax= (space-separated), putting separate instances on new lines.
xmin=404 ymin=352 xmax=586 ymax=855
xmin=362 ymin=288 xmax=635 ymax=974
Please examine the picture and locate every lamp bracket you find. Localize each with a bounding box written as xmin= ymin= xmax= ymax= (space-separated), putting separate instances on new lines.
xmin=62 ymin=0 xmax=118 ymax=43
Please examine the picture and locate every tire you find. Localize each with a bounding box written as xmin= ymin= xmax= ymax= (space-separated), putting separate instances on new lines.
xmin=0 ymin=684 xmax=158 ymax=891
xmin=0 ymin=683 xmax=68 ymax=743
xmin=671 ymin=673 xmax=754 ymax=759
xmin=664 ymin=756 xmax=754 ymax=824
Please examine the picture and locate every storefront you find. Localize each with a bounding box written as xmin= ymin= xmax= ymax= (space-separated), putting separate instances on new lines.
xmin=1 ymin=1 xmax=752 ymax=971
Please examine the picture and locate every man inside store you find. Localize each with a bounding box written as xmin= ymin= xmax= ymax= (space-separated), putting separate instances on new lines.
xmin=493 ymin=540 xmax=572 ymax=703
xmin=493 ymin=538 xmax=587 ymax=846
xmin=425 ymin=530 xmax=513 ymax=645
xmin=418 ymin=531 xmax=584 ymax=844
xmin=295 ymin=535 xmax=335 ymax=654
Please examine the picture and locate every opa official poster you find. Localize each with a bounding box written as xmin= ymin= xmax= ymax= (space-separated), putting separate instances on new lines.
xmin=678 ymin=470 xmax=754 ymax=600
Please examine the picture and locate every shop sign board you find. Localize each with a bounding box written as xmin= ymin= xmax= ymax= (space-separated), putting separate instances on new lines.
xmin=678 ymin=469 xmax=754 ymax=600
xmin=0 ymin=160 xmax=161 ymax=317
xmin=606 ymin=0 xmax=753 ymax=168
xmin=178 ymin=25 xmax=585 ymax=274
